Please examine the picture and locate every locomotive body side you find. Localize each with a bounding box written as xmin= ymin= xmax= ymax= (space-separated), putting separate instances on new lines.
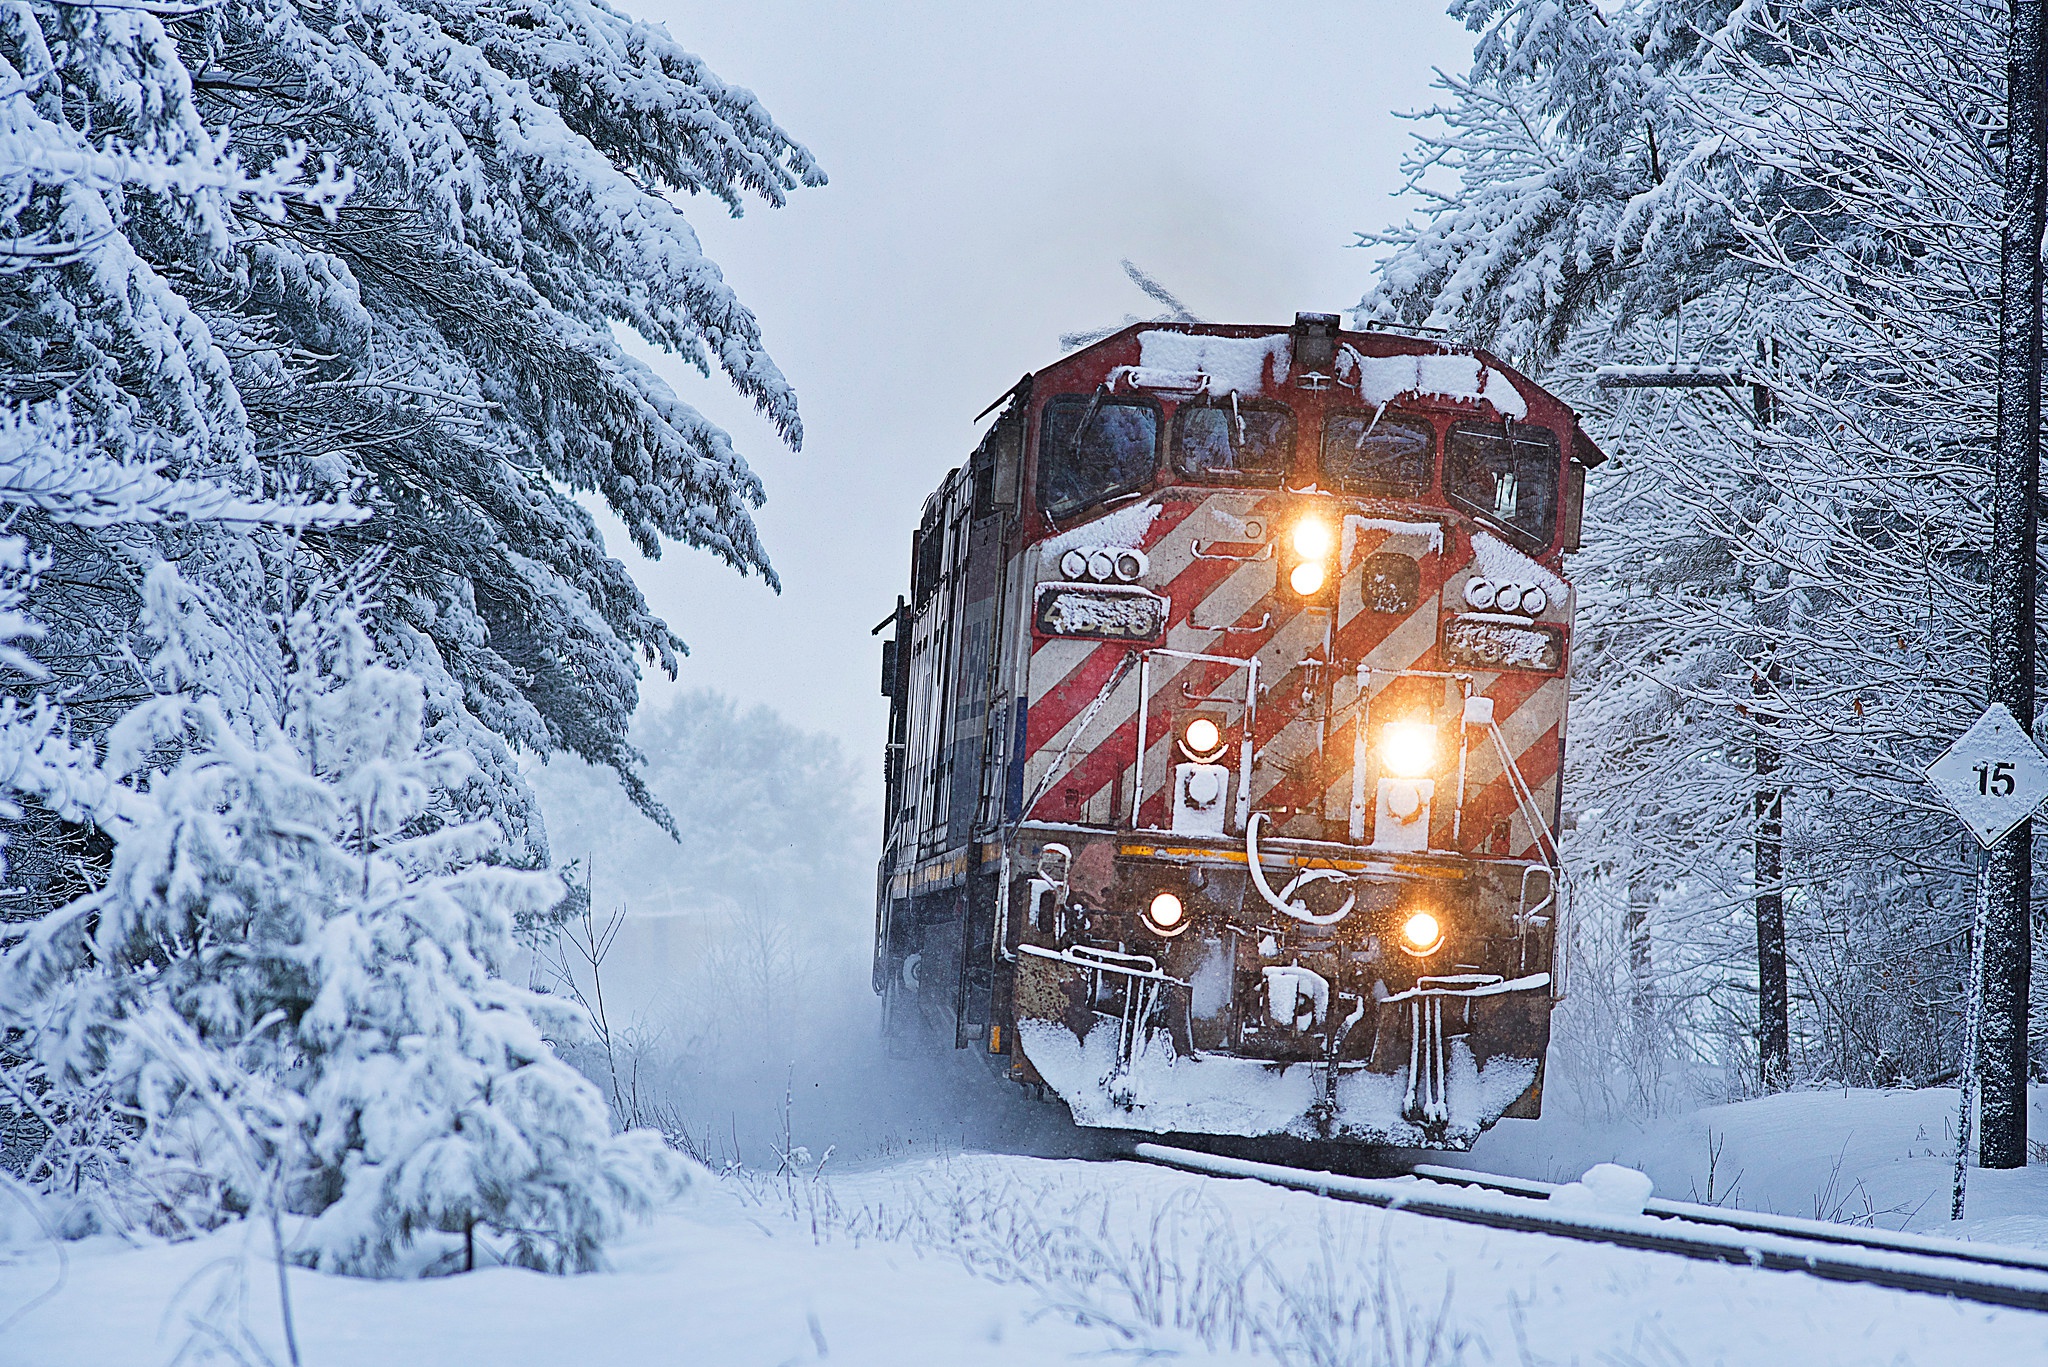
xmin=877 ymin=316 xmax=1602 ymax=1149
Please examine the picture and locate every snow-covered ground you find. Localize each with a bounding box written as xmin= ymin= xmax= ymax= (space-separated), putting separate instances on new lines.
xmin=1459 ymin=1084 xmax=2048 ymax=1244
xmin=5 ymin=1087 xmax=2046 ymax=1366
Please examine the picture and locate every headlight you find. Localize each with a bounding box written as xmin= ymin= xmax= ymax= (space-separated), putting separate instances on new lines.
xmin=1379 ymin=721 xmax=1437 ymax=777
xmin=1289 ymin=561 xmax=1327 ymax=595
xmin=1145 ymin=890 xmax=1188 ymax=936
xmin=1291 ymin=516 xmax=1335 ymax=559
xmin=1463 ymin=578 xmax=1495 ymax=610
xmin=1399 ymin=910 xmax=1444 ymax=956
xmin=1182 ymin=716 xmax=1223 ymax=758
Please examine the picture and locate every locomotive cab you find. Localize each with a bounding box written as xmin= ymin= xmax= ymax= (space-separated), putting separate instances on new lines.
xmin=877 ymin=314 xmax=1602 ymax=1150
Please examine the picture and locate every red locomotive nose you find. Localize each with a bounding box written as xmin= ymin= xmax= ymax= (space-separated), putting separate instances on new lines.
xmin=877 ymin=317 xmax=1595 ymax=1150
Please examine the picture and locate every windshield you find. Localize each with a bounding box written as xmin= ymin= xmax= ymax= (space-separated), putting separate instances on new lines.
xmin=1322 ymin=411 xmax=1435 ymax=496
xmin=1175 ymin=402 xmax=1293 ymax=483
xmin=1444 ymin=420 xmax=1560 ymax=547
xmin=1037 ymin=394 xmax=1160 ymax=518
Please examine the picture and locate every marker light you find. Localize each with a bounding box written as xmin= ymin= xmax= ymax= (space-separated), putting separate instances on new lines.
xmin=1290 ymin=561 xmax=1327 ymax=596
xmin=1379 ymin=721 xmax=1437 ymax=778
xmin=1183 ymin=717 xmax=1223 ymax=757
xmin=1291 ymin=516 xmax=1335 ymax=559
xmin=1400 ymin=910 xmax=1444 ymax=956
xmin=1146 ymin=891 xmax=1187 ymax=935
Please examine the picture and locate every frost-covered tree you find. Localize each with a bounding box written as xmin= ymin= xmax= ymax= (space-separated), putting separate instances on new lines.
xmin=2 ymin=0 xmax=824 ymax=872
xmin=529 ymin=692 xmax=872 ymax=1085
xmin=3 ymin=599 xmax=676 ymax=1270
xmin=0 ymin=0 xmax=803 ymax=1270
xmin=1366 ymin=0 xmax=2012 ymax=1095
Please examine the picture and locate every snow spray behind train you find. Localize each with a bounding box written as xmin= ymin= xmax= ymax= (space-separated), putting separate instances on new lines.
xmin=874 ymin=315 xmax=1604 ymax=1149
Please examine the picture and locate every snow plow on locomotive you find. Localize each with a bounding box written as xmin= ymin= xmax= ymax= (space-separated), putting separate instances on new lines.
xmin=875 ymin=314 xmax=1603 ymax=1150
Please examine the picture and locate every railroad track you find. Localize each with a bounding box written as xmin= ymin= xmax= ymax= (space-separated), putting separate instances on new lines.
xmin=1134 ymin=1142 xmax=2048 ymax=1313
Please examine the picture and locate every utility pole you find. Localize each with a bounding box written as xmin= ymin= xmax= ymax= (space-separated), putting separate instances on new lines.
xmin=1984 ymin=0 xmax=2046 ymax=1171
xmin=1596 ymin=351 xmax=1789 ymax=1092
xmin=1752 ymin=355 xmax=1789 ymax=1092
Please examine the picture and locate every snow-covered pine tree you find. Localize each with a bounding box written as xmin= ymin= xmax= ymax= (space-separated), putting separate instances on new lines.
xmin=0 ymin=0 xmax=355 ymax=914
xmin=176 ymin=0 xmax=825 ymax=845
xmin=3 ymin=0 xmax=824 ymax=875
xmin=0 ymin=0 xmax=794 ymax=1270
xmin=3 ymin=594 xmax=676 ymax=1270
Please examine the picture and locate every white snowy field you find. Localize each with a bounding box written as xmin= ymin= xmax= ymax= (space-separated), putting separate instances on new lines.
xmin=5 ymin=1087 xmax=2047 ymax=1367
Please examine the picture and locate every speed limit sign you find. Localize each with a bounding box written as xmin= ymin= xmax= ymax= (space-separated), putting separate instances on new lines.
xmin=1925 ymin=703 xmax=2048 ymax=847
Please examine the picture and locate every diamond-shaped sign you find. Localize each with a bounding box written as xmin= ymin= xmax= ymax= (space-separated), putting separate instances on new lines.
xmin=1925 ymin=704 xmax=2048 ymax=847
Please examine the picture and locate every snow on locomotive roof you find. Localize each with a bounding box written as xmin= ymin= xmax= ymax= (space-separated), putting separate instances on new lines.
xmin=1338 ymin=344 xmax=1529 ymax=420
xmin=1137 ymin=330 xmax=1291 ymax=397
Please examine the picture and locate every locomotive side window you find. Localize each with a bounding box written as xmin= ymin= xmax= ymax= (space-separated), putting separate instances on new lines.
xmin=1445 ymin=420 xmax=1561 ymax=548
xmin=1037 ymin=393 xmax=1160 ymax=519
xmin=1174 ymin=401 xmax=1292 ymax=483
xmin=1321 ymin=411 xmax=1436 ymax=496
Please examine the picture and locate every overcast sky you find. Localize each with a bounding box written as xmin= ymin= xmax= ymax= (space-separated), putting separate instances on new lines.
xmin=588 ymin=2 xmax=1477 ymax=778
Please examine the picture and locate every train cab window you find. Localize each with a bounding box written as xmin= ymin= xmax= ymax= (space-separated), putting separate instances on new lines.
xmin=1321 ymin=411 xmax=1436 ymax=496
xmin=1037 ymin=393 xmax=1160 ymax=519
xmin=1174 ymin=401 xmax=1292 ymax=483
xmin=1445 ymin=420 xmax=1561 ymax=548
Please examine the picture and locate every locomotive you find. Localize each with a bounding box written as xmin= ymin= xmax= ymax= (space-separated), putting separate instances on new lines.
xmin=874 ymin=314 xmax=1602 ymax=1149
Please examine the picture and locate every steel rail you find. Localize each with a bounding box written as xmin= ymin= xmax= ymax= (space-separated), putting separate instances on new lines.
xmin=1408 ymin=1163 xmax=2048 ymax=1277
xmin=1133 ymin=1143 xmax=2048 ymax=1314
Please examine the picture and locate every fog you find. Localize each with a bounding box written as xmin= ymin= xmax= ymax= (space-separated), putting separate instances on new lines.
xmin=528 ymin=694 xmax=1095 ymax=1168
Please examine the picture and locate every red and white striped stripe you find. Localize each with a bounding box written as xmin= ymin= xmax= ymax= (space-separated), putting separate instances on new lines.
xmin=1021 ymin=490 xmax=1567 ymax=859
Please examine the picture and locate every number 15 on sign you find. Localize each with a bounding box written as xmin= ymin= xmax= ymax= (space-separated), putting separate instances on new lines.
xmin=1975 ymin=762 xmax=2017 ymax=799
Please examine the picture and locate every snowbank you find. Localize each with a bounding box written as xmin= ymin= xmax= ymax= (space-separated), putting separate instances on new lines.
xmin=9 ymin=1089 xmax=2048 ymax=1366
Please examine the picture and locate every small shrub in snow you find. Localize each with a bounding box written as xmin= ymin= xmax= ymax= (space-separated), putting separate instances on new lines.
xmin=0 ymin=605 xmax=682 ymax=1273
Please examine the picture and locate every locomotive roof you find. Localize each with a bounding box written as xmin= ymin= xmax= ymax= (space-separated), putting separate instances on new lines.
xmin=1010 ymin=317 xmax=1607 ymax=468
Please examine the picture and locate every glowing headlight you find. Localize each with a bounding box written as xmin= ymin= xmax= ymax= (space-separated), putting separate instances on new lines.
xmin=1146 ymin=890 xmax=1188 ymax=936
xmin=1399 ymin=910 xmax=1444 ymax=956
xmin=1289 ymin=561 xmax=1327 ymax=596
xmin=1291 ymin=516 xmax=1335 ymax=559
xmin=1183 ymin=717 xmax=1223 ymax=757
xmin=1379 ymin=721 xmax=1437 ymax=778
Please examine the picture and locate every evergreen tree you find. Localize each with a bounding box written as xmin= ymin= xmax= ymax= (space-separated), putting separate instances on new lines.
xmin=4 ymin=599 xmax=675 ymax=1268
xmin=2 ymin=0 xmax=825 ymax=868
xmin=0 ymin=0 xmax=807 ymax=1268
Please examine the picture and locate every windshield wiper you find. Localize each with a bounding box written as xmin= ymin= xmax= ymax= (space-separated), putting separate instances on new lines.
xmin=1068 ymin=384 xmax=1109 ymax=459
